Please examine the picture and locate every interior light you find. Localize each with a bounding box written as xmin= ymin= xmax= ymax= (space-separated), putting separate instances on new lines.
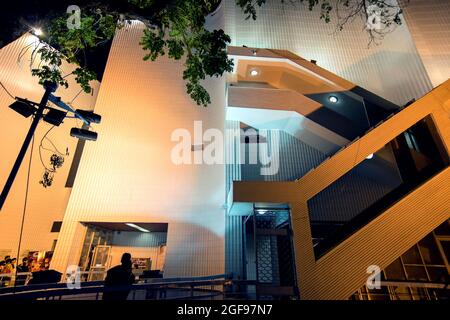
xmin=250 ymin=69 xmax=259 ymax=77
xmin=329 ymin=96 xmax=338 ymax=103
xmin=257 ymin=210 xmax=268 ymax=215
xmin=126 ymin=223 xmax=150 ymax=233
xmin=366 ymin=153 xmax=374 ymax=160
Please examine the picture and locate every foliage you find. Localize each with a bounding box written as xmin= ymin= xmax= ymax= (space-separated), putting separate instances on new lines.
xmin=236 ymin=0 xmax=406 ymax=44
xmin=31 ymin=0 xmax=233 ymax=106
xmin=29 ymin=0 xmax=406 ymax=106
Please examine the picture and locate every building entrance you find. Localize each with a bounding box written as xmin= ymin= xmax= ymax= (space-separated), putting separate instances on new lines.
xmin=78 ymin=222 xmax=168 ymax=281
xmin=243 ymin=205 xmax=297 ymax=299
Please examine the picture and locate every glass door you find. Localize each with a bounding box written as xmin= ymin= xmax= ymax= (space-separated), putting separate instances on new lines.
xmin=88 ymin=245 xmax=111 ymax=281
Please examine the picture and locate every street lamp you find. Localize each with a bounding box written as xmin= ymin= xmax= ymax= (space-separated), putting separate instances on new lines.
xmin=0 ymin=82 xmax=102 ymax=210
xmin=32 ymin=28 xmax=43 ymax=37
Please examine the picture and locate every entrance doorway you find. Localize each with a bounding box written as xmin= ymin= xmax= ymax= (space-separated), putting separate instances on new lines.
xmin=78 ymin=222 xmax=168 ymax=281
xmin=243 ymin=205 xmax=297 ymax=299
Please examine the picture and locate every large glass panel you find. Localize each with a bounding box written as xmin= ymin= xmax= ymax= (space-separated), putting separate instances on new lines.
xmin=426 ymin=267 xmax=448 ymax=282
xmin=404 ymin=266 xmax=428 ymax=281
xmin=366 ymin=286 xmax=390 ymax=301
xmin=439 ymin=241 xmax=450 ymax=263
xmin=308 ymin=117 xmax=448 ymax=258
xmin=402 ymin=245 xmax=423 ymax=265
xmin=390 ymin=286 xmax=412 ymax=300
xmin=435 ymin=220 xmax=450 ymax=236
xmin=409 ymin=287 xmax=430 ymax=300
xmin=384 ymin=258 xmax=406 ymax=280
xmin=418 ymin=235 xmax=444 ymax=265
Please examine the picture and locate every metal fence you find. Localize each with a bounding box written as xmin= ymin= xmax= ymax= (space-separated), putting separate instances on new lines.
xmin=0 ymin=273 xmax=232 ymax=300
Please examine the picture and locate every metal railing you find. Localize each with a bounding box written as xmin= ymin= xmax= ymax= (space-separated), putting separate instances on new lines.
xmin=0 ymin=273 xmax=232 ymax=300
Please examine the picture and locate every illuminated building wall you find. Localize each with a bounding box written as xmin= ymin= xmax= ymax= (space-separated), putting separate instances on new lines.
xmin=399 ymin=0 xmax=450 ymax=88
xmin=51 ymin=15 xmax=227 ymax=276
xmin=0 ymin=34 xmax=99 ymax=258
xmin=223 ymin=0 xmax=433 ymax=105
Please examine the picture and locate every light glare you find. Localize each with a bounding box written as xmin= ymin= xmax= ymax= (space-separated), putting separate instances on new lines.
xmin=126 ymin=223 xmax=150 ymax=232
xmin=33 ymin=28 xmax=43 ymax=36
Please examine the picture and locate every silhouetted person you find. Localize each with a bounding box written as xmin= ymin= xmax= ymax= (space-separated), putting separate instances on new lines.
xmin=16 ymin=257 xmax=30 ymax=286
xmin=17 ymin=257 xmax=29 ymax=273
xmin=103 ymin=253 xmax=135 ymax=300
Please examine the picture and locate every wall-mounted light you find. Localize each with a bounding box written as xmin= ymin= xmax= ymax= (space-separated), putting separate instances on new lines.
xmin=366 ymin=153 xmax=374 ymax=160
xmin=250 ymin=69 xmax=259 ymax=77
xmin=329 ymin=96 xmax=338 ymax=104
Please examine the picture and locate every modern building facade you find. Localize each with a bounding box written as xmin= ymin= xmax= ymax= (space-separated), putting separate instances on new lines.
xmin=0 ymin=1 xmax=449 ymax=299
xmin=399 ymin=0 xmax=450 ymax=88
xmin=226 ymin=47 xmax=450 ymax=299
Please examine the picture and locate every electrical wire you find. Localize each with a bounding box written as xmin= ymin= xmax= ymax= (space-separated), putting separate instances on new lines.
xmin=68 ymin=89 xmax=83 ymax=105
xmin=13 ymin=133 xmax=35 ymax=292
xmin=0 ymin=80 xmax=16 ymax=100
xmin=38 ymin=125 xmax=66 ymax=172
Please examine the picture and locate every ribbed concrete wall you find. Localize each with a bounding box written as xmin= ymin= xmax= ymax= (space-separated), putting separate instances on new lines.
xmin=400 ymin=0 xmax=450 ymax=88
xmin=51 ymin=17 xmax=227 ymax=277
xmin=223 ymin=0 xmax=433 ymax=105
xmin=225 ymin=120 xmax=243 ymax=278
xmin=241 ymin=130 xmax=327 ymax=181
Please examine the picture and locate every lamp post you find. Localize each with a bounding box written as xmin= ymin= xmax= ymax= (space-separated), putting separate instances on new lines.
xmin=0 ymin=81 xmax=101 ymax=210
xmin=0 ymin=81 xmax=57 ymax=210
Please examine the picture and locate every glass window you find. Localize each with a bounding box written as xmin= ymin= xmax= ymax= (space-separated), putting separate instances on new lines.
xmin=402 ymin=245 xmax=423 ymax=265
xmin=384 ymin=258 xmax=406 ymax=280
xmin=435 ymin=220 xmax=450 ymax=236
xmin=367 ymin=286 xmax=390 ymax=301
xmin=426 ymin=266 xmax=449 ymax=283
xmin=439 ymin=240 xmax=450 ymax=264
xmin=409 ymin=287 xmax=429 ymax=300
xmin=390 ymin=286 xmax=411 ymax=300
xmin=404 ymin=265 xmax=428 ymax=281
xmin=418 ymin=235 xmax=444 ymax=265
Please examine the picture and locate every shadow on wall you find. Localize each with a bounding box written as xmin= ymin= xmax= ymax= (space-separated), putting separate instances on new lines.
xmin=338 ymin=50 xmax=433 ymax=105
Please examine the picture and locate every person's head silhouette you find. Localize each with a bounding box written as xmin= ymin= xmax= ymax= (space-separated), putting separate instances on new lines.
xmin=121 ymin=253 xmax=132 ymax=269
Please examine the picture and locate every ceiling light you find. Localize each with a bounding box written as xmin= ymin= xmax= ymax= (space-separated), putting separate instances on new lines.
xmin=366 ymin=153 xmax=374 ymax=160
xmin=329 ymin=96 xmax=338 ymax=103
xmin=126 ymin=223 xmax=150 ymax=233
xmin=250 ymin=69 xmax=259 ymax=76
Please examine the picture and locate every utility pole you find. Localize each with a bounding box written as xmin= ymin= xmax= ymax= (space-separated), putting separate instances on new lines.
xmin=0 ymin=81 xmax=57 ymax=210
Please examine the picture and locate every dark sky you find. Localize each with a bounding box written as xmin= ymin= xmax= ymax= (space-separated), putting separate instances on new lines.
xmin=0 ymin=1 xmax=117 ymax=81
